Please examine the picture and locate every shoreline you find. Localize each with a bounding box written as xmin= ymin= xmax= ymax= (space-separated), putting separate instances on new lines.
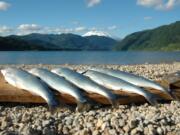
xmin=0 ymin=63 xmax=180 ymax=135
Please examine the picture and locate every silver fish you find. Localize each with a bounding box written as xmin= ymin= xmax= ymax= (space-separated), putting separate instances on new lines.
xmin=51 ymin=67 xmax=123 ymax=105
xmin=84 ymin=70 xmax=159 ymax=105
xmin=29 ymin=68 xmax=90 ymax=111
xmin=90 ymin=67 xmax=176 ymax=99
xmin=1 ymin=68 xmax=58 ymax=111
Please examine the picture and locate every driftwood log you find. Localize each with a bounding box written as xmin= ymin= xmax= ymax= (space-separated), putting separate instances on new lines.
xmin=0 ymin=72 xmax=180 ymax=105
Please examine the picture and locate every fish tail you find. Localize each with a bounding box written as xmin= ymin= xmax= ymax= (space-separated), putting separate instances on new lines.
xmin=168 ymin=90 xmax=179 ymax=101
xmin=109 ymin=94 xmax=127 ymax=107
xmin=145 ymin=93 xmax=160 ymax=106
xmin=47 ymin=99 xmax=72 ymax=114
xmin=48 ymin=103 xmax=59 ymax=114
xmin=76 ymin=101 xmax=92 ymax=112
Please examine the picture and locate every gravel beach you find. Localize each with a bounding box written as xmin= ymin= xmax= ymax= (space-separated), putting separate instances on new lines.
xmin=0 ymin=62 xmax=180 ymax=135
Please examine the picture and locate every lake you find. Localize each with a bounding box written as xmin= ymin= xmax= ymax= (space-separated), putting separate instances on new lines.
xmin=0 ymin=51 xmax=179 ymax=65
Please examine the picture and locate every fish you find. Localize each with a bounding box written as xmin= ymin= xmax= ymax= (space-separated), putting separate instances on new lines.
xmin=51 ymin=67 xmax=124 ymax=105
xmin=84 ymin=70 xmax=159 ymax=105
xmin=90 ymin=67 xmax=176 ymax=99
xmin=29 ymin=68 xmax=91 ymax=111
xmin=1 ymin=68 xmax=59 ymax=111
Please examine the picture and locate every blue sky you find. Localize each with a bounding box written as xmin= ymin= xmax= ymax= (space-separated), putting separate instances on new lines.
xmin=0 ymin=0 xmax=180 ymax=38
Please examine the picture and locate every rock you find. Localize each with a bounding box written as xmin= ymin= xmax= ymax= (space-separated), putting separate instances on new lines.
xmin=147 ymin=125 xmax=157 ymax=135
xmin=101 ymin=122 xmax=110 ymax=131
xmin=21 ymin=113 xmax=31 ymax=123
xmin=130 ymin=129 xmax=136 ymax=135
xmin=96 ymin=119 xmax=103 ymax=129
xmin=62 ymin=126 xmax=69 ymax=135
xmin=109 ymin=129 xmax=117 ymax=135
xmin=157 ymin=127 xmax=163 ymax=135
xmin=27 ymin=127 xmax=42 ymax=135
xmin=42 ymin=120 xmax=50 ymax=127
xmin=128 ymin=119 xmax=138 ymax=129
xmin=0 ymin=117 xmax=12 ymax=129
xmin=86 ymin=122 xmax=94 ymax=129
xmin=43 ymin=127 xmax=56 ymax=135
xmin=105 ymin=114 xmax=112 ymax=121
xmin=0 ymin=64 xmax=180 ymax=135
xmin=119 ymin=120 xmax=125 ymax=127
xmin=123 ymin=125 xmax=130 ymax=133
xmin=92 ymin=130 xmax=100 ymax=135
xmin=79 ymin=129 xmax=90 ymax=135
xmin=65 ymin=117 xmax=73 ymax=125
xmin=144 ymin=127 xmax=149 ymax=135
xmin=58 ymin=124 xmax=63 ymax=132
xmin=88 ymin=111 xmax=96 ymax=116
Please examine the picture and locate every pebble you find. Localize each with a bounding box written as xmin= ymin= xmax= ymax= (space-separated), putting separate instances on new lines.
xmin=0 ymin=63 xmax=180 ymax=135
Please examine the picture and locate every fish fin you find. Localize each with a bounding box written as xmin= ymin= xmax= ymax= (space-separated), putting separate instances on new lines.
xmin=168 ymin=90 xmax=180 ymax=101
xmin=145 ymin=93 xmax=160 ymax=106
xmin=48 ymin=105 xmax=58 ymax=114
xmin=109 ymin=95 xmax=128 ymax=107
xmin=47 ymin=99 xmax=73 ymax=114
xmin=76 ymin=102 xmax=92 ymax=112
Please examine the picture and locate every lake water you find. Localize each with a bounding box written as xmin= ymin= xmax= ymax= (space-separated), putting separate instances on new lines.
xmin=0 ymin=51 xmax=179 ymax=65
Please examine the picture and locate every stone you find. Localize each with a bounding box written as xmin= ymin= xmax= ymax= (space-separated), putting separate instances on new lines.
xmin=62 ymin=127 xmax=69 ymax=135
xmin=92 ymin=130 xmax=100 ymax=135
xmin=101 ymin=122 xmax=110 ymax=131
xmin=157 ymin=127 xmax=163 ymax=135
xmin=43 ymin=127 xmax=56 ymax=135
xmin=130 ymin=128 xmax=138 ymax=135
xmin=129 ymin=119 xmax=138 ymax=129
xmin=123 ymin=125 xmax=130 ymax=133
xmin=96 ymin=119 xmax=103 ymax=129
xmin=119 ymin=120 xmax=125 ymax=127
xmin=42 ymin=120 xmax=50 ymax=127
xmin=88 ymin=111 xmax=96 ymax=116
xmin=109 ymin=129 xmax=117 ymax=135
xmin=86 ymin=122 xmax=94 ymax=129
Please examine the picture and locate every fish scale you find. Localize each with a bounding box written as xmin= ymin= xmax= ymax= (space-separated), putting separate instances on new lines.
xmin=29 ymin=68 xmax=90 ymax=111
xmin=90 ymin=67 xmax=177 ymax=100
xmin=1 ymin=68 xmax=59 ymax=111
xmin=51 ymin=67 xmax=124 ymax=105
xmin=84 ymin=70 xmax=160 ymax=105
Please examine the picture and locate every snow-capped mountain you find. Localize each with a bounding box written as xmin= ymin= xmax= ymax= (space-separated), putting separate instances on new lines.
xmin=83 ymin=31 xmax=111 ymax=37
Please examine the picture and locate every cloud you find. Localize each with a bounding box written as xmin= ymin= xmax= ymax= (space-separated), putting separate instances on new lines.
xmin=137 ymin=0 xmax=180 ymax=10
xmin=18 ymin=24 xmax=42 ymax=31
xmin=144 ymin=16 xmax=153 ymax=20
xmin=0 ymin=26 xmax=13 ymax=35
xmin=17 ymin=24 xmax=42 ymax=35
xmin=108 ymin=25 xmax=117 ymax=30
xmin=87 ymin=0 xmax=102 ymax=7
xmin=0 ymin=24 xmax=113 ymax=36
xmin=74 ymin=27 xmax=87 ymax=32
xmin=16 ymin=24 xmax=87 ymax=35
xmin=0 ymin=1 xmax=10 ymax=11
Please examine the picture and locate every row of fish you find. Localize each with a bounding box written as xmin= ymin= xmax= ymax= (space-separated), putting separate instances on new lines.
xmin=1 ymin=67 xmax=177 ymax=111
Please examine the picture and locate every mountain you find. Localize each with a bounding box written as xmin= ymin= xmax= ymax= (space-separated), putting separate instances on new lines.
xmin=7 ymin=33 xmax=117 ymax=50
xmin=114 ymin=21 xmax=180 ymax=51
xmin=85 ymin=36 xmax=117 ymax=50
xmin=12 ymin=33 xmax=91 ymax=50
xmin=0 ymin=36 xmax=48 ymax=51
xmin=83 ymin=31 xmax=111 ymax=37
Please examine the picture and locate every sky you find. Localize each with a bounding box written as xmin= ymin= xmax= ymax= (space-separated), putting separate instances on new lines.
xmin=0 ymin=0 xmax=180 ymax=38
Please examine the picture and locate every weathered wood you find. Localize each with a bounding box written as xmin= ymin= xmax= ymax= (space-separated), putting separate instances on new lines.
xmin=0 ymin=72 xmax=179 ymax=105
